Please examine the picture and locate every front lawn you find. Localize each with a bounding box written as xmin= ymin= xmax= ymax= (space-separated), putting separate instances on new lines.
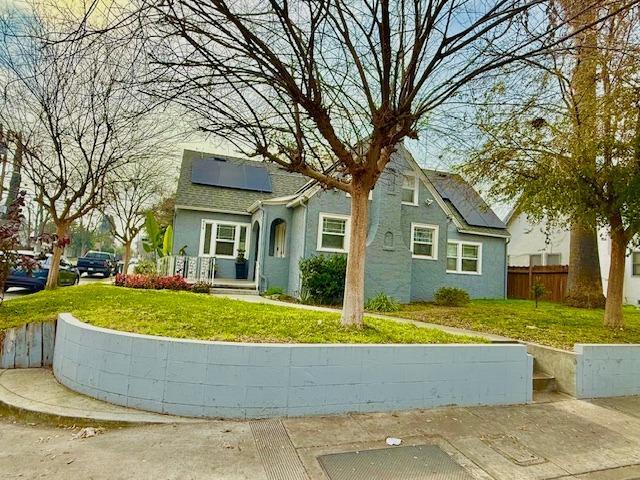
xmin=0 ymin=284 xmax=483 ymax=344
xmin=396 ymin=299 xmax=640 ymax=350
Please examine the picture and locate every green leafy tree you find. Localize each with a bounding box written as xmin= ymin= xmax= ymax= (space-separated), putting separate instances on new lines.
xmin=462 ymin=4 xmax=640 ymax=328
xmin=142 ymin=212 xmax=173 ymax=258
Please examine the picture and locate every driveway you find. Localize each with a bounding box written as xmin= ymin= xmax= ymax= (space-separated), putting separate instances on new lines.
xmin=3 ymin=275 xmax=111 ymax=301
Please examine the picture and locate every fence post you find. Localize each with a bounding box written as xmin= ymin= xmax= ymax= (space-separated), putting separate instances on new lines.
xmin=528 ymin=264 xmax=533 ymax=299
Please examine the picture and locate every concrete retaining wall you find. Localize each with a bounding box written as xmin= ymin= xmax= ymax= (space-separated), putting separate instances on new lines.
xmin=0 ymin=322 xmax=56 ymax=369
xmin=575 ymin=344 xmax=640 ymax=398
xmin=54 ymin=313 xmax=533 ymax=419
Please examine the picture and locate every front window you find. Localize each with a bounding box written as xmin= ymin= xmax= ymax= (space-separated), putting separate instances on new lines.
xmin=215 ymin=225 xmax=236 ymax=256
xmin=546 ymin=253 xmax=561 ymax=266
xmin=317 ymin=213 xmax=349 ymax=252
xmin=411 ymin=223 xmax=438 ymax=259
xmin=447 ymin=241 xmax=481 ymax=274
xmin=633 ymin=252 xmax=640 ymax=276
xmin=200 ymin=221 xmax=250 ymax=258
xmin=401 ymin=173 xmax=418 ymax=205
xmin=529 ymin=254 xmax=543 ymax=266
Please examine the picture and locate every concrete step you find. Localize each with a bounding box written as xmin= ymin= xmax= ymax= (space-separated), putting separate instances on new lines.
xmin=210 ymin=288 xmax=259 ymax=295
xmin=533 ymin=371 xmax=556 ymax=392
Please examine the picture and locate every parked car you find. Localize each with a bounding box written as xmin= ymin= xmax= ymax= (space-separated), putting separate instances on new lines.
xmin=77 ymin=250 xmax=117 ymax=277
xmin=5 ymin=252 xmax=80 ymax=292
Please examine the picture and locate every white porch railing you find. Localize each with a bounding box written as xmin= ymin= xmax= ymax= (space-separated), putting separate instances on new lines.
xmin=157 ymin=256 xmax=216 ymax=283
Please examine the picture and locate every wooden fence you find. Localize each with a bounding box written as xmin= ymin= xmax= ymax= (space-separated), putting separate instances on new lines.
xmin=507 ymin=265 xmax=569 ymax=303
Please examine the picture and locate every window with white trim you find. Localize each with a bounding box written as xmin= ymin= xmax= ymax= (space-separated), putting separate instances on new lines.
xmin=411 ymin=223 xmax=438 ymax=259
xmin=633 ymin=252 xmax=640 ymax=276
xmin=317 ymin=213 xmax=350 ymax=252
xmin=447 ymin=241 xmax=482 ymax=274
xmin=401 ymin=173 xmax=418 ymax=205
xmin=199 ymin=221 xmax=250 ymax=259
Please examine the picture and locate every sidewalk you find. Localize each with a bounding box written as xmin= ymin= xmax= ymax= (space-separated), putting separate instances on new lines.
xmin=213 ymin=293 xmax=512 ymax=342
xmin=3 ymin=368 xmax=640 ymax=478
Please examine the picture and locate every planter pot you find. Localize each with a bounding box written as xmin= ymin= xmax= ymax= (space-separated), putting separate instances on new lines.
xmin=235 ymin=262 xmax=248 ymax=280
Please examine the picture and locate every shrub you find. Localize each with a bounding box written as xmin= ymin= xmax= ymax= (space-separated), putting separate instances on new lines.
xmin=134 ymin=260 xmax=156 ymax=275
xmin=191 ymin=281 xmax=212 ymax=294
xmin=155 ymin=275 xmax=190 ymax=291
xmin=299 ymin=254 xmax=347 ymax=305
xmin=365 ymin=292 xmax=400 ymax=312
xmin=531 ymin=281 xmax=546 ymax=308
xmin=263 ymin=286 xmax=285 ymax=297
xmin=114 ymin=274 xmax=190 ymax=291
xmin=434 ymin=287 xmax=470 ymax=307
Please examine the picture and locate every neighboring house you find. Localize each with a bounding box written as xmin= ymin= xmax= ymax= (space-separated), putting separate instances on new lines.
xmin=505 ymin=210 xmax=640 ymax=306
xmin=172 ymin=146 xmax=510 ymax=302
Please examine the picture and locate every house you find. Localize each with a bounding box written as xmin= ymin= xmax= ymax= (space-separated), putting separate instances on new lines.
xmin=171 ymin=146 xmax=510 ymax=302
xmin=505 ymin=210 xmax=640 ymax=306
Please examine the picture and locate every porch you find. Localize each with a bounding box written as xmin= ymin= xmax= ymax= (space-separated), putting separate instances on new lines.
xmin=157 ymin=255 xmax=258 ymax=292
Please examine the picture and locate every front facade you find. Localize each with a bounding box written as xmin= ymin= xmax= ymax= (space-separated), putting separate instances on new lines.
xmin=506 ymin=211 xmax=640 ymax=306
xmin=173 ymin=146 xmax=510 ymax=302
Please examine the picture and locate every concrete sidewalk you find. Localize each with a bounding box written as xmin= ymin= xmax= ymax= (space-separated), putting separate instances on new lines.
xmin=213 ymin=293 xmax=512 ymax=342
xmin=3 ymin=369 xmax=640 ymax=478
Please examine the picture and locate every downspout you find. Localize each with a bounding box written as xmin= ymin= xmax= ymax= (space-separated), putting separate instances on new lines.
xmin=504 ymin=237 xmax=511 ymax=299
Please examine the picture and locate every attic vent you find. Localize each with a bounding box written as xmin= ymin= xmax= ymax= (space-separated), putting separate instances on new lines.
xmin=212 ymin=157 xmax=227 ymax=162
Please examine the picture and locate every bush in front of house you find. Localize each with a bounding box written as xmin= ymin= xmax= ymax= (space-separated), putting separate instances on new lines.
xmin=114 ymin=273 xmax=190 ymax=291
xmin=299 ymin=254 xmax=347 ymax=305
xmin=191 ymin=281 xmax=212 ymax=294
xmin=263 ymin=286 xmax=285 ymax=297
xmin=134 ymin=260 xmax=157 ymax=275
xmin=365 ymin=292 xmax=400 ymax=312
xmin=434 ymin=287 xmax=470 ymax=307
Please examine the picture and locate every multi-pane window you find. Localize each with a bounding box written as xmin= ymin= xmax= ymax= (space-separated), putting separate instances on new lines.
xmin=447 ymin=241 xmax=481 ymax=274
xmin=401 ymin=173 xmax=418 ymax=205
xmin=411 ymin=224 xmax=438 ymax=259
xmin=318 ymin=214 xmax=349 ymax=252
xmin=215 ymin=225 xmax=236 ymax=256
xmin=633 ymin=252 xmax=640 ymax=276
xmin=200 ymin=221 xmax=249 ymax=258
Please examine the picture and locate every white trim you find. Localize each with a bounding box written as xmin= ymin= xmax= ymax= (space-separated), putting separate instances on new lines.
xmin=176 ymin=204 xmax=250 ymax=216
xmin=401 ymin=171 xmax=419 ymax=206
xmin=446 ymin=240 xmax=483 ymax=275
xmin=411 ymin=223 xmax=439 ymax=260
xmin=248 ymin=195 xmax=298 ymax=213
xmin=199 ymin=220 xmax=251 ymax=259
xmin=316 ymin=212 xmax=351 ymax=253
xmin=457 ymin=228 xmax=510 ymax=239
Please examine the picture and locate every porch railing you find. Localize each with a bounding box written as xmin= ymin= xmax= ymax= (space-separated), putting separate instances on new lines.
xmin=157 ymin=256 xmax=216 ymax=283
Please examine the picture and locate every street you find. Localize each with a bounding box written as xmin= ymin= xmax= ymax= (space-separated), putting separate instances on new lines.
xmin=3 ymin=275 xmax=111 ymax=301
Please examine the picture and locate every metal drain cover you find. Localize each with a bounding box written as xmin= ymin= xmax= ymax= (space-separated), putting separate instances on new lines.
xmin=317 ymin=444 xmax=474 ymax=480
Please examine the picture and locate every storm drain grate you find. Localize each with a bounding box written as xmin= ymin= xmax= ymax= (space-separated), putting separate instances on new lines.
xmin=317 ymin=444 xmax=475 ymax=480
xmin=250 ymin=419 xmax=309 ymax=480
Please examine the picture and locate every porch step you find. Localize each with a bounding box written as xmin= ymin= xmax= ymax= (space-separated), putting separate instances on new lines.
xmin=533 ymin=371 xmax=556 ymax=392
xmin=210 ymin=287 xmax=259 ymax=296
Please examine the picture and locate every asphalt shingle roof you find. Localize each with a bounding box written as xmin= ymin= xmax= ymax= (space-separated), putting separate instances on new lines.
xmin=175 ymin=150 xmax=308 ymax=213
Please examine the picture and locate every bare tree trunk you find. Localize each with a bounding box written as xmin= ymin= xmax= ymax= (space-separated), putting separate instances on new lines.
xmin=565 ymin=221 xmax=606 ymax=308
xmin=604 ymin=225 xmax=628 ymax=328
xmin=342 ymin=186 xmax=369 ymax=327
xmin=45 ymin=223 xmax=68 ymax=289
xmin=123 ymin=240 xmax=132 ymax=274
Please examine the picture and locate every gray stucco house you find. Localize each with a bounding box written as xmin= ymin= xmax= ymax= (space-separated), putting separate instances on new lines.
xmin=172 ymin=145 xmax=510 ymax=302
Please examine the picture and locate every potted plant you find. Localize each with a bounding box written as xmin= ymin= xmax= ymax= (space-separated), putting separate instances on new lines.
xmin=235 ymin=249 xmax=248 ymax=279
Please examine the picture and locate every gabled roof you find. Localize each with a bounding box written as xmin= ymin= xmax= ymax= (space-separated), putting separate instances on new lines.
xmin=175 ymin=150 xmax=308 ymax=213
xmin=423 ymin=170 xmax=509 ymax=237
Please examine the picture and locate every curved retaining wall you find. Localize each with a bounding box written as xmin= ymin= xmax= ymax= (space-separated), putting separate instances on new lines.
xmin=53 ymin=313 xmax=533 ymax=419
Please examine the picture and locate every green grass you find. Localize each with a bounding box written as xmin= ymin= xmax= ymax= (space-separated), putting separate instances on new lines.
xmin=0 ymin=284 xmax=482 ymax=344
xmin=395 ymin=299 xmax=640 ymax=350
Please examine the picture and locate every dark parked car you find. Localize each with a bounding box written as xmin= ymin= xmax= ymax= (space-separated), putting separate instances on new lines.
xmin=5 ymin=252 xmax=80 ymax=292
xmin=77 ymin=251 xmax=117 ymax=277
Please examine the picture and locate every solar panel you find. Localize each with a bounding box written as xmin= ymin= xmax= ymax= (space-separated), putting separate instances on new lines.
xmin=427 ymin=171 xmax=505 ymax=229
xmin=191 ymin=158 xmax=273 ymax=192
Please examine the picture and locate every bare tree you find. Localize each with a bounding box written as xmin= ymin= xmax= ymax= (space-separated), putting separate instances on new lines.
xmin=0 ymin=7 xmax=173 ymax=288
xmin=104 ymin=160 xmax=169 ymax=273
xmin=125 ymin=0 xmax=631 ymax=325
